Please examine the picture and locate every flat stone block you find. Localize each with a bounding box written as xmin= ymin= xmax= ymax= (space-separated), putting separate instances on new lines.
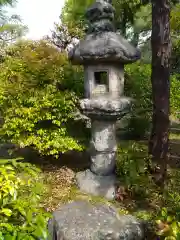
xmin=90 ymin=151 xmax=116 ymax=175
xmin=76 ymin=169 xmax=116 ymax=200
xmin=48 ymin=200 xmax=145 ymax=240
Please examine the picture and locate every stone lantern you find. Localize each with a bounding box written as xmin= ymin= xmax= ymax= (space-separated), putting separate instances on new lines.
xmin=69 ymin=0 xmax=140 ymax=200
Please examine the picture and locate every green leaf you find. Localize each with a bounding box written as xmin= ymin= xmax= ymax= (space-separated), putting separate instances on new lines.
xmin=1 ymin=208 xmax=12 ymax=216
xmin=161 ymin=208 xmax=168 ymax=218
xmin=167 ymin=216 xmax=174 ymax=223
xmin=26 ymin=210 xmax=32 ymax=223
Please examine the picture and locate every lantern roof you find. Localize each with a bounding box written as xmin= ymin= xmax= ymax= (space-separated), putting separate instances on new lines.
xmin=69 ymin=0 xmax=141 ymax=65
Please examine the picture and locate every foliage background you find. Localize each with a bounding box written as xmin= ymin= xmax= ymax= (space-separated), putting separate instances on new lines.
xmin=0 ymin=40 xmax=86 ymax=158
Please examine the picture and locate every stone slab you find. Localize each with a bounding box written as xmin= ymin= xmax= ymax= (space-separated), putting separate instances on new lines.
xmin=48 ymin=200 xmax=145 ymax=240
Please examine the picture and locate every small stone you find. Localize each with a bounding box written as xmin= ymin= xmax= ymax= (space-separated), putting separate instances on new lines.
xmin=48 ymin=200 xmax=146 ymax=240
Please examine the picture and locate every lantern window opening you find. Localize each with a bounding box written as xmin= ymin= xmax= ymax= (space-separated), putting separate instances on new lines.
xmin=94 ymin=71 xmax=109 ymax=91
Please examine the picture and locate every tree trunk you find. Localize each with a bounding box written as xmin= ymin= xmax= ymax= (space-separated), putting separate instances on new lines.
xmin=149 ymin=0 xmax=171 ymax=187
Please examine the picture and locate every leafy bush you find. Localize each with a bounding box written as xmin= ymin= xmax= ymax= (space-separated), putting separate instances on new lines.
xmin=170 ymin=74 xmax=180 ymax=119
xmin=116 ymin=141 xmax=149 ymax=189
xmin=0 ymin=41 xmax=179 ymax=157
xmin=124 ymin=63 xmax=152 ymax=138
xmin=0 ymin=40 xmax=85 ymax=158
xmin=124 ymin=63 xmax=180 ymax=138
xmin=156 ymin=207 xmax=180 ymax=239
xmin=125 ymin=63 xmax=152 ymax=112
xmin=116 ymin=141 xmax=180 ymax=239
xmin=155 ymin=189 xmax=180 ymax=239
xmin=0 ymin=158 xmax=50 ymax=239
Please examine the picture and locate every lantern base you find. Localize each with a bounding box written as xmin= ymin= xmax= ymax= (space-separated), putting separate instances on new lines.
xmin=76 ymin=169 xmax=116 ymax=200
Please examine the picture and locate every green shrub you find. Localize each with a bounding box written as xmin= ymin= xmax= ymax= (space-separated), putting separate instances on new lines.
xmin=0 ymin=41 xmax=179 ymax=157
xmin=170 ymin=74 xmax=180 ymax=119
xmin=124 ymin=63 xmax=152 ymax=138
xmin=116 ymin=141 xmax=149 ymax=188
xmin=124 ymin=63 xmax=180 ymax=138
xmin=116 ymin=141 xmax=180 ymax=239
xmin=155 ymin=207 xmax=180 ymax=239
xmin=126 ymin=116 xmax=150 ymax=139
xmin=0 ymin=158 xmax=50 ymax=239
xmin=0 ymin=40 xmax=85 ymax=158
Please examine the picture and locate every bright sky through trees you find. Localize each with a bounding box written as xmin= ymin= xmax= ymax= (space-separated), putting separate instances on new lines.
xmin=5 ymin=0 xmax=65 ymax=39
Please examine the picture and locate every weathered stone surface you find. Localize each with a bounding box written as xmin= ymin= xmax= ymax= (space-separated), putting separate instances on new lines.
xmin=76 ymin=169 xmax=116 ymax=199
xmin=90 ymin=151 xmax=116 ymax=175
xmin=80 ymin=97 xmax=132 ymax=120
xmin=49 ymin=200 xmax=145 ymax=240
xmin=80 ymin=97 xmax=131 ymax=112
xmin=69 ymin=32 xmax=141 ymax=65
xmin=85 ymin=0 xmax=115 ymax=34
xmin=91 ymin=120 xmax=117 ymax=152
xmin=84 ymin=64 xmax=124 ymax=99
xmin=69 ymin=0 xmax=141 ymax=65
xmin=85 ymin=0 xmax=115 ymax=24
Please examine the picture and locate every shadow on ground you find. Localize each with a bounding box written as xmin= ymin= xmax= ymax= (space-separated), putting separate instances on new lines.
xmin=0 ymin=143 xmax=90 ymax=172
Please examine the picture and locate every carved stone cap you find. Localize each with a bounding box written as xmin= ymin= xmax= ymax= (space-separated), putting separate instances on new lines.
xmin=85 ymin=0 xmax=115 ymax=24
xmin=69 ymin=0 xmax=141 ymax=65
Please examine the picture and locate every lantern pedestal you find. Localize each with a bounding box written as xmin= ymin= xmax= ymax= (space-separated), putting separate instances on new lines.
xmin=76 ymin=169 xmax=116 ymax=200
xmin=76 ymin=97 xmax=131 ymax=200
